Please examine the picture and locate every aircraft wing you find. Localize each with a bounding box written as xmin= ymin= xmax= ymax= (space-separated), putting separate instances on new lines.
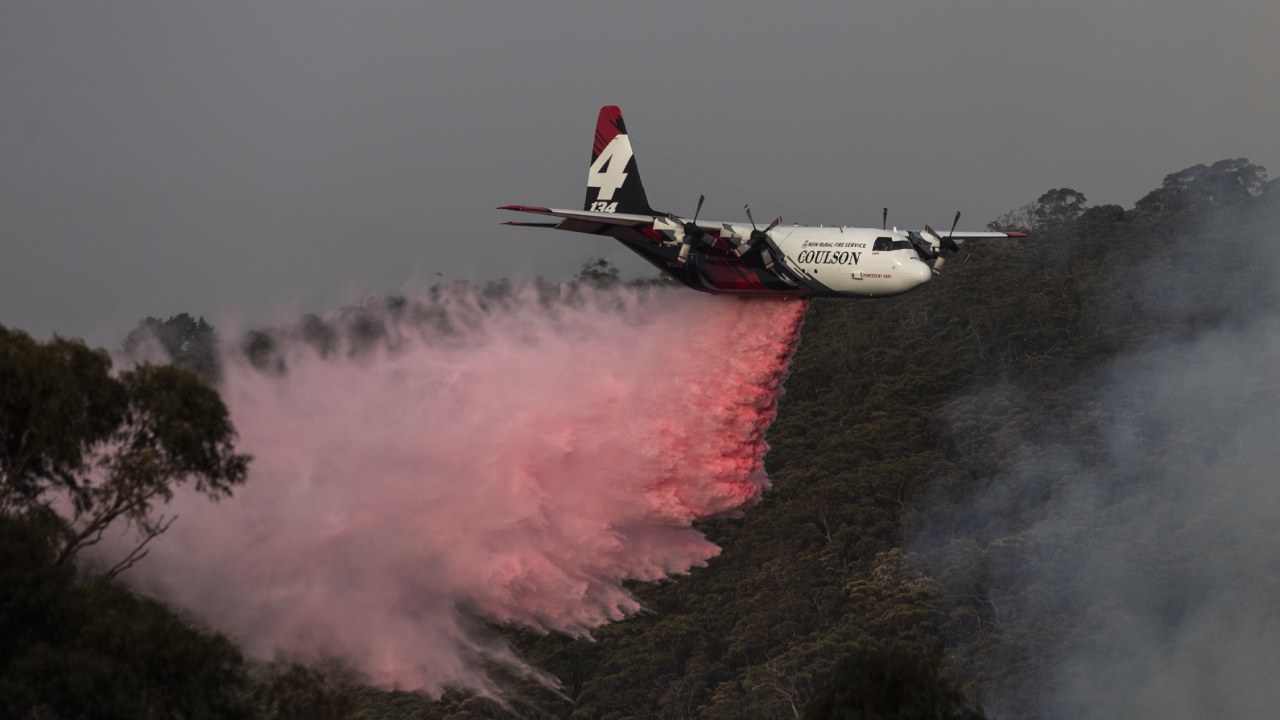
xmin=926 ymin=230 xmax=1030 ymax=240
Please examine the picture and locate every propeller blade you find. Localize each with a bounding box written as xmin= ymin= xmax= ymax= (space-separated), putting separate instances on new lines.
xmin=667 ymin=195 xmax=712 ymax=262
xmin=739 ymin=206 xmax=779 ymax=262
xmin=943 ymin=212 xmax=962 ymax=252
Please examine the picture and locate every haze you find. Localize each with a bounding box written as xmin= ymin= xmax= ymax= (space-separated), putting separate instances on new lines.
xmin=3 ymin=1 xmax=1278 ymax=340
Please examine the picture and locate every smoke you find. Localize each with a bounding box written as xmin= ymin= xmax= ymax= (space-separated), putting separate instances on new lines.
xmin=916 ymin=205 xmax=1280 ymax=718
xmin=111 ymin=283 xmax=805 ymax=696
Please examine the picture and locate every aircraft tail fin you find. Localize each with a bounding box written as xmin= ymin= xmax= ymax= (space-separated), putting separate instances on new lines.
xmin=584 ymin=106 xmax=656 ymax=216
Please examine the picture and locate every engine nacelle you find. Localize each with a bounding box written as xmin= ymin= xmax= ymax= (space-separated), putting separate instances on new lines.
xmin=652 ymin=216 xmax=682 ymax=245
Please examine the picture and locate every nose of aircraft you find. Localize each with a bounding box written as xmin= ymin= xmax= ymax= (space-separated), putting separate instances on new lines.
xmin=898 ymin=258 xmax=932 ymax=288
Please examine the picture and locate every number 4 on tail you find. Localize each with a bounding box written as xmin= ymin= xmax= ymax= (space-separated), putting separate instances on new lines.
xmin=586 ymin=135 xmax=633 ymax=208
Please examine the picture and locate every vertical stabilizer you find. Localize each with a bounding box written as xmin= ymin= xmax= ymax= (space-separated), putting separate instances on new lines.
xmin=584 ymin=106 xmax=655 ymax=215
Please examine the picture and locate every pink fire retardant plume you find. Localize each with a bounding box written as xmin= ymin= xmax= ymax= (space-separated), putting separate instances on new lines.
xmin=113 ymin=284 xmax=806 ymax=697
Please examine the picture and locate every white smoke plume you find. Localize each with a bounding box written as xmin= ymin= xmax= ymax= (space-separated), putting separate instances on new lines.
xmin=112 ymin=283 xmax=805 ymax=697
xmin=918 ymin=205 xmax=1280 ymax=718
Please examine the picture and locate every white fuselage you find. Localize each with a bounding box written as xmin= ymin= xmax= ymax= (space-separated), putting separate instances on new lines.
xmin=719 ymin=224 xmax=934 ymax=297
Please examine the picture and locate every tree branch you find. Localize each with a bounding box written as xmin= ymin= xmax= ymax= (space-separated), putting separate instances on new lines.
xmin=103 ymin=514 xmax=176 ymax=581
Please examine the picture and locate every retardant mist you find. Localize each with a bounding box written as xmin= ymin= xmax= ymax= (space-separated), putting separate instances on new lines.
xmin=114 ymin=283 xmax=805 ymax=697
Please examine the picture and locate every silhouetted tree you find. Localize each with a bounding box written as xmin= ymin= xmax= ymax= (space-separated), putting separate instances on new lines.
xmin=1135 ymin=158 xmax=1267 ymax=215
xmin=1033 ymin=188 xmax=1088 ymax=228
xmin=574 ymin=257 xmax=622 ymax=288
xmin=1 ymin=325 xmax=249 ymax=575
xmin=123 ymin=313 xmax=221 ymax=383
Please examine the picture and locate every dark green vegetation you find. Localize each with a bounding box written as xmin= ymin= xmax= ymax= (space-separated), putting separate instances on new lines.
xmin=0 ymin=328 xmax=348 ymax=719
xmin=3 ymin=158 xmax=1276 ymax=718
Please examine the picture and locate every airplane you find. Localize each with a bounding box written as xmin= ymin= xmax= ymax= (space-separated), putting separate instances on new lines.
xmin=500 ymin=106 xmax=1028 ymax=298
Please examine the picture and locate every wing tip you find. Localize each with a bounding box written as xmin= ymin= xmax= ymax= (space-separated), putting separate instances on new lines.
xmin=1006 ymin=231 xmax=1030 ymax=238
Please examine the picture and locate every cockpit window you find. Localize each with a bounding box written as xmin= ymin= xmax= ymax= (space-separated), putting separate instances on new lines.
xmin=873 ymin=237 xmax=893 ymax=251
xmin=891 ymin=239 xmax=914 ymax=250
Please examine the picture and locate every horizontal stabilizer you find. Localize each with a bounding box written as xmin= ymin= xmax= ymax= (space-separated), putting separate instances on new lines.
xmin=499 ymin=205 xmax=657 ymax=228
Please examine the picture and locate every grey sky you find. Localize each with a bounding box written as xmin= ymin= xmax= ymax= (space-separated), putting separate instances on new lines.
xmin=4 ymin=1 xmax=1278 ymax=342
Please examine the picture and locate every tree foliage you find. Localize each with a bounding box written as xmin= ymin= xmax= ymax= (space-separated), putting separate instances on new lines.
xmin=1032 ymin=188 xmax=1088 ymax=229
xmin=1 ymin=326 xmax=250 ymax=573
xmin=123 ymin=313 xmax=221 ymax=383
xmin=1135 ymin=157 xmax=1267 ymax=217
xmin=803 ymin=648 xmax=987 ymax=720
xmin=0 ymin=329 xmax=362 ymax=718
xmin=0 ymin=511 xmax=255 ymax=719
xmin=1 ymin=331 xmax=124 ymax=514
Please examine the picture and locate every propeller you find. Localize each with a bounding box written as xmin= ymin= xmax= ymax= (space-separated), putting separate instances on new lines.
xmin=668 ymin=194 xmax=709 ymax=264
xmin=943 ymin=211 xmax=961 ymax=252
xmin=739 ymin=204 xmax=782 ymax=269
xmin=923 ymin=211 xmax=962 ymax=275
